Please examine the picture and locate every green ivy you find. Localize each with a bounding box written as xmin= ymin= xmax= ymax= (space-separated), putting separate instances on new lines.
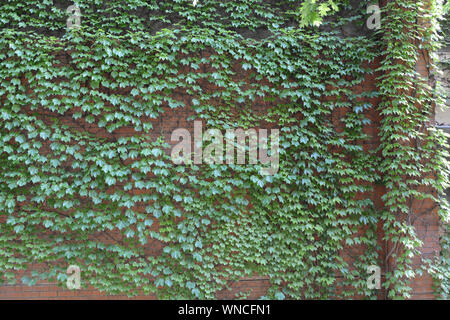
xmin=376 ymin=0 xmax=449 ymax=299
xmin=0 ymin=0 xmax=447 ymax=299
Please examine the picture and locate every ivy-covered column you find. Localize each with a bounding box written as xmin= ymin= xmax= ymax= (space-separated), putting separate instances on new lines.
xmin=377 ymin=0 xmax=449 ymax=299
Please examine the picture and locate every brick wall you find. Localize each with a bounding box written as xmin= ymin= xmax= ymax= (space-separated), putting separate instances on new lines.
xmin=434 ymin=46 xmax=450 ymax=124
xmin=0 ymin=2 xmax=444 ymax=297
xmin=0 ymin=48 xmax=442 ymax=300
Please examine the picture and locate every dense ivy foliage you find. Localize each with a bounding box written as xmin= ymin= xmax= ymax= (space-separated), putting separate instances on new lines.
xmin=377 ymin=0 xmax=449 ymax=299
xmin=429 ymin=1 xmax=450 ymax=299
xmin=0 ymin=0 xmax=448 ymax=299
xmin=0 ymin=0 xmax=349 ymax=37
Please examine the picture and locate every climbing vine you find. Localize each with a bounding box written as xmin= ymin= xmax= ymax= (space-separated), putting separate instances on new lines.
xmin=377 ymin=0 xmax=449 ymax=299
xmin=426 ymin=0 xmax=450 ymax=300
xmin=0 ymin=0 xmax=447 ymax=299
